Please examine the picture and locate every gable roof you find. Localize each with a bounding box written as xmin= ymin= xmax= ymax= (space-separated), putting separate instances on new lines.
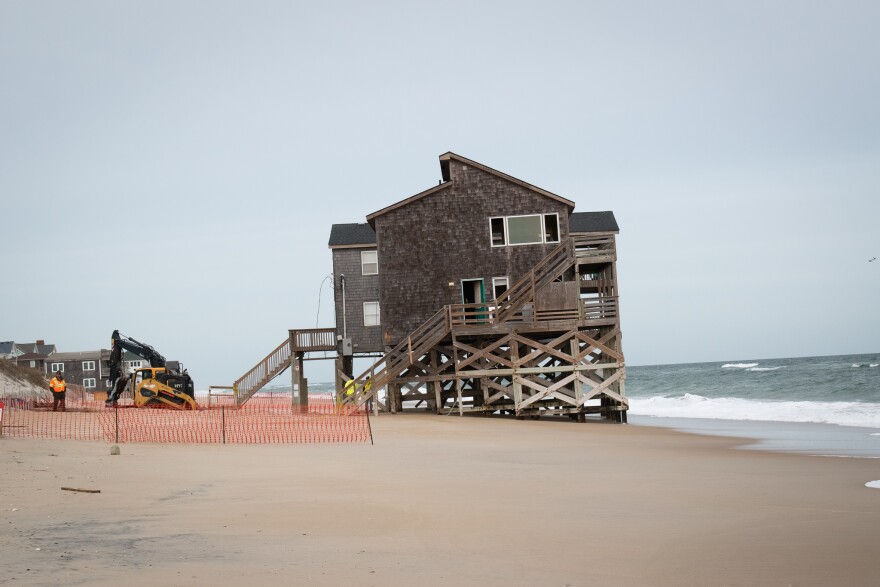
xmin=366 ymin=182 xmax=452 ymax=226
xmin=15 ymin=342 xmax=56 ymax=356
xmin=366 ymin=152 xmax=575 ymax=226
xmin=438 ymin=152 xmax=576 ymax=209
xmin=569 ymin=211 xmax=619 ymax=233
xmin=328 ymin=223 xmax=378 ymax=249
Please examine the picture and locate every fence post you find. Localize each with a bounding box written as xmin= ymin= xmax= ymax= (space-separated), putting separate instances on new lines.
xmin=222 ymin=405 xmax=226 ymax=445
xmin=115 ymin=405 xmax=119 ymax=444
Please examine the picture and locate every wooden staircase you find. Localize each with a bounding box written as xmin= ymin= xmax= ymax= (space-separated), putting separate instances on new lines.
xmin=494 ymin=238 xmax=574 ymax=323
xmin=233 ymin=339 xmax=292 ymax=405
xmin=339 ymin=306 xmax=451 ymax=409
xmin=234 ymin=328 xmax=337 ymax=405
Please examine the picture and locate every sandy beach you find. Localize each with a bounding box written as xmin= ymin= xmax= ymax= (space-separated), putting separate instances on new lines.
xmin=2 ymin=414 xmax=879 ymax=587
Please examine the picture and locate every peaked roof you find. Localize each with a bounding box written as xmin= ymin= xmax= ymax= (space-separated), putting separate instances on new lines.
xmin=366 ymin=152 xmax=575 ymax=225
xmin=15 ymin=342 xmax=55 ymax=356
xmin=439 ymin=152 xmax=575 ymax=208
xmin=366 ymin=182 xmax=452 ymax=226
xmin=328 ymin=223 xmax=378 ymax=248
xmin=569 ymin=211 xmax=619 ymax=233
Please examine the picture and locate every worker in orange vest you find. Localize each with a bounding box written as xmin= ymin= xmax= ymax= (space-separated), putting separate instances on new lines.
xmin=49 ymin=372 xmax=67 ymax=412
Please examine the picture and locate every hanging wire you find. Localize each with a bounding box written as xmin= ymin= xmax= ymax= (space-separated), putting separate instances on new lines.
xmin=315 ymin=274 xmax=334 ymax=328
xmin=314 ymin=274 xmax=334 ymax=359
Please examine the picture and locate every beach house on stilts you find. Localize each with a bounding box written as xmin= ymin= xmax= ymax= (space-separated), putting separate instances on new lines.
xmin=234 ymin=152 xmax=627 ymax=421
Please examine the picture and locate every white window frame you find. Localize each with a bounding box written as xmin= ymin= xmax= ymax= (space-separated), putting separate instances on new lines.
xmin=544 ymin=213 xmax=560 ymax=243
xmin=492 ymin=276 xmax=510 ymax=301
xmin=83 ymin=378 xmax=96 ymax=389
xmin=489 ymin=213 xmax=561 ymax=247
xmin=363 ymin=302 xmax=381 ymax=327
xmin=489 ymin=217 xmax=506 ymax=247
xmin=51 ymin=362 xmax=64 ymax=372
xmin=83 ymin=360 xmax=96 ymax=371
xmin=361 ymin=250 xmax=378 ymax=275
xmin=30 ymin=360 xmax=36 ymax=368
xmin=126 ymin=360 xmax=143 ymax=369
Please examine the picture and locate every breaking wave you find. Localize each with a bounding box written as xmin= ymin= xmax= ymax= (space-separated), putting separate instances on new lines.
xmin=628 ymin=394 xmax=880 ymax=428
xmin=721 ymin=363 xmax=759 ymax=369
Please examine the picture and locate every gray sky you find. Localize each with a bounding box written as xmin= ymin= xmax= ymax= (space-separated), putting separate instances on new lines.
xmin=2 ymin=1 xmax=878 ymax=386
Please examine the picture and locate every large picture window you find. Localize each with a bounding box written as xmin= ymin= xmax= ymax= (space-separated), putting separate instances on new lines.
xmin=363 ymin=302 xmax=381 ymax=326
xmin=489 ymin=213 xmax=561 ymax=247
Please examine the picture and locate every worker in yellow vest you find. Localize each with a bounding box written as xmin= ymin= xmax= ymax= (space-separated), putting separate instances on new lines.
xmin=49 ymin=372 xmax=67 ymax=412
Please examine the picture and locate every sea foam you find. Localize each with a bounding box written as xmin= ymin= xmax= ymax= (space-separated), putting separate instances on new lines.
xmin=721 ymin=363 xmax=759 ymax=369
xmin=628 ymin=394 xmax=880 ymax=428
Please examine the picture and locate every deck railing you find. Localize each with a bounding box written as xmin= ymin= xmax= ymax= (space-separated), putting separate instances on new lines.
xmin=573 ymin=234 xmax=616 ymax=262
xmin=580 ymin=296 xmax=618 ymax=321
xmin=291 ymin=328 xmax=337 ymax=351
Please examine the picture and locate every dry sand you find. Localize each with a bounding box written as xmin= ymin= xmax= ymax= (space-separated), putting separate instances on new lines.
xmin=2 ymin=414 xmax=879 ymax=587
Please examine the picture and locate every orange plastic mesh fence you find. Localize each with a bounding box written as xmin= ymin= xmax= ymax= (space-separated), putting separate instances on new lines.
xmin=0 ymin=395 xmax=371 ymax=444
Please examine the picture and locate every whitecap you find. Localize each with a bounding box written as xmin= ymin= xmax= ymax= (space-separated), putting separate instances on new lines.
xmin=870 ymin=364 xmax=879 ymax=368
xmin=628 ymin=395 xmax=880 ymax=428
xmin=866 ymin=481 xmax=880 ymax=489
xmin=721 ymin=363 xmax=759 ymax=369
xmin=747 ymin=366 xmax=784 ymax=372
xmin=852 ymin=364 xmax=862 ymax=368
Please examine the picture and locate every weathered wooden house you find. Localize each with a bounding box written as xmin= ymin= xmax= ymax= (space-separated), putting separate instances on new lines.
xmin=45 ymin=350 xmax=109 ymax=390
xmin=236 ymin=152 xmax=627 ymax=421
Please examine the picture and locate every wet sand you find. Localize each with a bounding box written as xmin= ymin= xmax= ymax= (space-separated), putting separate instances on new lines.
xmin=2 ymin=414 xmax=879 ymax=586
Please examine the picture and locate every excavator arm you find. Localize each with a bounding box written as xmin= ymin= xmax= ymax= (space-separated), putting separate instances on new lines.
xmin=106 ymin=330 xmax=196 ymax=409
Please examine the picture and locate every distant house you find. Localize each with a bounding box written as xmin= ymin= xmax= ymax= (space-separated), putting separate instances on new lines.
xmin=46 ymin=350 xmax=110 ymax=390
xmin=0 ymin=341 xmax=15 ymax=360
xmin=15 ymin=340 xmax=57 ymax=358
xmin=16 ymin=353 xmax=50 ymax=374
xmin=5 ymin=340 xmax=57 ymax=373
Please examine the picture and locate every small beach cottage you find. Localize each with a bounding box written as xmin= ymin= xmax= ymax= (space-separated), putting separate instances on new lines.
xmin=238 ymin=152 xmax=627 ymax=421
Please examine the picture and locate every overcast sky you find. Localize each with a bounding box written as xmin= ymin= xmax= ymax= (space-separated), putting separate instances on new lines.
xmin=2 ymin=1 xmax=878 ymax=386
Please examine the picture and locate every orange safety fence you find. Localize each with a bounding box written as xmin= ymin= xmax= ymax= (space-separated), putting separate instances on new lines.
xmin=0 ymin=394 xmax=372 ymax=444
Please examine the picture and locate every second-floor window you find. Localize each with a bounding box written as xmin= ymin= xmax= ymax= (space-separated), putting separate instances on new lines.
xmin=363 ymin=302 xmax=380 ymax=326
xmin=490 ymin=213 xmax=560 ymax=246
xmin=127 ymin=360 xmax=143 ymax=369
xmin=51 ymin=363 xmax=64 ymax=372
xmin=361 ymin=250 xmax=378 ymax=275
xmin=83 ymin=361 xmax=95 ymax=371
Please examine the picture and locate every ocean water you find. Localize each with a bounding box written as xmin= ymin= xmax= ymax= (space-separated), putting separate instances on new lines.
xmin=626 ymin=353 xmax=880 ymax=457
